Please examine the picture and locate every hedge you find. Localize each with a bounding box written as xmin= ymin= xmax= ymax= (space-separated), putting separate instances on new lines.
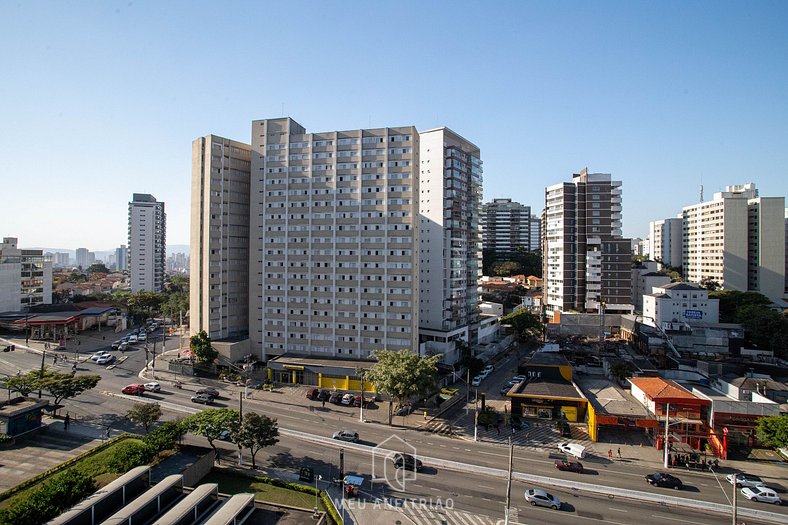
xmin=0 ymin=469 xmax=96 ymax=525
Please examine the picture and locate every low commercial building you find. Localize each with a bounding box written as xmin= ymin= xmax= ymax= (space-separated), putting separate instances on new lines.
xmin=509 ymin=353 xmax=587 ymax=422
xmin=577 ymin=377 xmax=656 ymax=442
xmin=643 ymin=282 xmax=720 ymax=328
xmin=266 ymin=355 xmax=376 ymax=392
xmin=0 ymin=397 xmax=49 ymax=437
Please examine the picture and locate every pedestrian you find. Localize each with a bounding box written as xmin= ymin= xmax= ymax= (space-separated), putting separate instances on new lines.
xmin=105 ymin=426 xmax=111 ymax=440
xmin=608 ymin=449 xmax=613 ymax=460
xmin=496 ymin=425 xmax=500 ymax=435
xmin=322 ymin=398 xmax=326 ymax=408
xmin=64 ymin=413 xmax=70 ymax=431
xmin=216 ymin=449 xmax=221 ymax=464
xmin=423 ymin=410 xmax=427 ymax=420
xmin=617 ymin=447 xmax=621 ymax=459
xmin=53 ymin=355 xmax=57 ymax=365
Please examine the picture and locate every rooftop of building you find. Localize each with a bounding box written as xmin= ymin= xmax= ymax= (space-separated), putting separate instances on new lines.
xmin=524 ymin=352 xmax=571 ymax=367
xmin=575 ymin=377 xmax=651 ymax=417
xmin=268 ymin=355 xmax=376 ymax=370
xmin=0 ymin=397 xmax=49 ymax=417
xmin=510 ymin=378 xmax=585 ymax=400
xmin=660 ymin=282 xmax=705 ymax=291
xmin=722 ymin=375 xmax=788 ymax=392
xmin=628 ymin=377 xmax=701 ymax=401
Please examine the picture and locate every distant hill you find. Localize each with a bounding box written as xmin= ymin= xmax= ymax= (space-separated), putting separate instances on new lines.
xmin=28 ymin=244 xmax=190 ymax=258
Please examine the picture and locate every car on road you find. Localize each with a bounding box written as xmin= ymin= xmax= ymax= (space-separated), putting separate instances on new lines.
xmin=196 ymin=387 xmax=220 ymax=398
xmin=524 ymin=488 xmax=560 ymax=509
xmin=306 ymin=388 xmax=319 ymax=400
xmin=341 ymin=393 xmax=355 ymax=405
xmin=727 ymin=473 xmax=765 ymax=488
xmin=557 ymin=443 xmax=586 ymax=458
xmin=191 ymin=393 xmax=215 ymax=405
xmin=128 ymin=334 xmax=139 ymax=343
xmin=144 ymin=381 xmax=161 ymax=392
xmin=555 ymin=460 xmax=583 ymax=473
xmin=122 ymin=384 xmax=146 ymax=395
xmin=90 ymin=351 xmax=111 ymax=362
xmin=500 ymin=384 xmax=513 ymax=395
xmin=111 ymin=340 xmax=123 ymax=350
xmin=392 ymin=452 xmax=423 ymax=471
xmin=741 ymin=486 xmax=782 ymax=505
xmin=512 ymin=374 xmax=526 ymax=382
xmin=95 ymin=354 xmax=115 ymax=365
xmin=329 ymin=392 xmax=343 ymax=404
xmin=471 ymin=376 xmax=483 ymax=387
xmin=332 ymin=430 xmax=359 ymax=443
xmin=645 ymin=472 xmax=683 ymax=489
xmin=138 ymin=333 xmax=147 ymax=342
xmin=482 ymin=364 xmax=494 ymax=375
xmin=118 ymin=342 xmax=129 ymax=352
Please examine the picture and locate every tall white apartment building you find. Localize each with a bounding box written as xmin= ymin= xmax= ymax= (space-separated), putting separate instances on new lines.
xmin=418 ymin=128 xmax=482 ymax=362
xmin=249 ymin=118 xmax=419 ymax=360
xmin=0 ymin=237 xmax=52 ymax=310
xmin=648 ymin=217 xmax=682 ymax=268
xmin=544 ymin=169 xmax=633 ymax=315
xmin=681 ymin=183 xmax=784 ymax=302
xmin=115 ymin=245 xmax=128 ymax=272
xmin=128 ymin=193 xmax=166 ymax=292
xmin=480 ymin=198 xmax=531 ymax=258
xmin=190 ymin=135 xmax=251 ymax=341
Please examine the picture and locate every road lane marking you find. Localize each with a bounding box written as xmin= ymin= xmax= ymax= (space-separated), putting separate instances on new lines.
xmin=608 ymin=507 xmax=628 ymax=512
xmin=653 ymin=515 xmax=707 ymax=525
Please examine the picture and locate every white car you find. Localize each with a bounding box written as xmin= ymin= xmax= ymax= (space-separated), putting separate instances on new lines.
xmin=138 ymin=333 xmax=147 ymax=342
xmin=482 ymin=365 xmax=494 ymax=375
xmin=471 ymin=375 xmax=483 ymax=387
xmin=741 ymin=486 xmax=782 ymax=505
xmin=340 ymin=393 xmax=355 ymax=405
xmin=727 ymin=473 xmax=765 ymax=488
xmin=144 ymin=381 xmax=161 ymax=392
xmin=95 ymin=354 xmax=115 ymax=365
xmin=128 ymin=334 xmax=139 ymax=343
xmin=90 ymin=351 xmax=111 ymax=362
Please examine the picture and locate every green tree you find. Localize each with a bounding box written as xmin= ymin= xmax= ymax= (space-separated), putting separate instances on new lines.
xmin=490 ymin=261 xmax=523 ymax=277
xmin=167 ymin=275 xmax=190 ymax=294
xmin=710 ymin=290 xmax=771 ymax=323
xmin=86 ymin=263 xmax=111 ymax=275
xmin=366 ymin=350 xmax=441 ymax=424
xmin=735 ymin=305 xmax=788 ymax=357
xmin=184 ymin=408 xmax=240 ymax=452
xmin=106 ymin=441 xmax=154 ymax=473
xmin=2 ymin=370 xmax=46 ymax=397
xmin=126 ymin=402 xmax=163 ymax=433
xmin=231 ymin=412 xmax=279 ymax=468
xmin=42 ymin=374 xmax=101 ymax=413
xmin=756 ymin=414 xmax=788 ymax=449
xmin=699 ymin=276 xmax=721 ymax=291
xmin=0 ymin=468 xmax=96 ymax=525
xmin=190 ymin=330 xmax=218 ymax=365
xmin=144 ymin=420 xmax=186 ymax=452
xmin=500 ymin=309 xmax=543 ymax=343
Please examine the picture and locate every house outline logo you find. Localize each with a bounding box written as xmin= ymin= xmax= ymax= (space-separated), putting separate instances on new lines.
xmin=371 ymin=434 xmax=418 ymax=491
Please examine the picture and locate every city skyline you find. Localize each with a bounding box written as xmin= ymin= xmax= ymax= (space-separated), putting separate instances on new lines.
xmin=2 ymin=1 xmax=787 ymax=249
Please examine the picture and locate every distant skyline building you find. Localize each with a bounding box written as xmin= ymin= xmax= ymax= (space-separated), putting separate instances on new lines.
xmin=543 ymin=168 xmax=633 ymax=316
xmin=75 ymin=247 xmax=90 ymax=269
xmin=52 ymin=252 xmax=70 ymax=267
xmin=0 ymin=236 xmax=52 ymax=311
xmin=115 ymin=245 xmax=128 ymax=272
xmin=418 ymin=127 xmax=483 ymax=363
xmin=529 ymin=214 xmax=541 ymax=252
xmin=648 ymin=217 xmax=683 ymax=269
xmin=128 ymin=193 xmax=166 ymax=292
xmin=480 ymin=198 xmax=533 ymax=258
xmin=679 ymin=183 xmax=784 ymax=302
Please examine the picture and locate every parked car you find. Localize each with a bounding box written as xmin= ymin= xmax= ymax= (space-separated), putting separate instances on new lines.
xmin=332 ymin=430 xmax=360 ymax=443
xmin=128 ymin=334 xmax=139 ymax=343
xmin=555 ymin=460 xmax=583 ymax=473
xmin=524 ymin=488 xmax=560 ymax=509
xmin=317 ymin=389 xmax=331 ymax=401
xmin=471 ymin=376 xmax=483 ymax=387
xmin=353 ymin=396 xmax=368 ymax=408
xmin=95 ymin=354 xmax=115 ymax=365
xmin=646 ymin=472 xmax=683 ymax=489
xmin=122 ymin=384 xmax=146 ymax=395
xmin=90 ymin=351 xmax=111 ymax=362
xmin=482 ymin=364 xmax=494 ymax=375
xmin=306 ymin=388 xmax=320 ymax=400
xmin=118 ymin=342 xmax=129 ymax=351
xmin=329 ymin=392 xmax=343 ymax=404
xmin=196 ymin=387 xmax=220 ymax=398
xmin=111 ymin=340 xmax=123 ymax=350
xmin=500 ymin=384 xmax=513 ymax=395
xmin=557 ymin=443 xmax=586 ymax=458
xmin=741 ymin=486 xmax=782 ymax=505
xmin=392 ymin=453 xmax=423 ymax=472
xmin=144 ymin=381 xmax=161 ymax=392
xmin=727 ymin=473 xmax=765 ymax=488
xmin=512 ymin=374 xmax=526 ymax=382
xmin=341 ymin=393 xmax=355 ymax=405
xmin=191 ymin=393 xmax=215 ymax=405
xmin=395 ymin=405 xmax=413 ymax=416
xmin=138 ymin=333 xmax=147 ymax=342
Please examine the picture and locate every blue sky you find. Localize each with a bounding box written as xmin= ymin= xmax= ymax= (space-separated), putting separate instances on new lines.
xmin=1 ymin=1 xmax=787 ymax=251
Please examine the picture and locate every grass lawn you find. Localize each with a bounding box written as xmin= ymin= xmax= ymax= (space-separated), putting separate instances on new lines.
xmin=202 ymin=470 xmax=327 ymax=511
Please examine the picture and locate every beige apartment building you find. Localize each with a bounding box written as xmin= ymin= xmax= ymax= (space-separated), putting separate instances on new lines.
xmin=681 ymin=183 xmax=785 ymax=302
xmin=190 ymin=136 xmax=252 ymax=341
xmin=248 ymin=118 xmax=420 ymax=360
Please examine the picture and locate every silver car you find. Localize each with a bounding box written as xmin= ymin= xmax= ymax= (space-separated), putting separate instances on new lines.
xmin=524 ymin=488 xmax=561 ymax=509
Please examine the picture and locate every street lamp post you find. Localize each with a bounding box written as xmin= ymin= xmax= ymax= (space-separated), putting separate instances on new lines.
xmin=313 ymin=474 xmax=322 ymax=517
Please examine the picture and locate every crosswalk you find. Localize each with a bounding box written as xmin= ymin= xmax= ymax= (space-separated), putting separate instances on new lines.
xmin=402 ymin=505 xmax=499 ymax=525
xmin=419 ymin=420 xmax=457 ymax=435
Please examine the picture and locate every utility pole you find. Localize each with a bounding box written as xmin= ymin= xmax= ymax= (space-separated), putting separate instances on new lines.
xmin=238 ymin=393 xmax=243 ymax=466
xmin=504 ymin=437 xmax=513 ymax=524
xmin=731 ymin=474 xmax=738 ymax=525
xmin=359 ymin=370 xmax=365 ymax=423
xmin=38 ymin=348 xmax=46 ymax=398
xmin=663 ymin=402 xmax=670 ymax=469
xmin=474 ymin=396 xmax=479 ymax=442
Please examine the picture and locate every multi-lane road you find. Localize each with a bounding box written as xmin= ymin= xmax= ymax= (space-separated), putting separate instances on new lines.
xmin=0 ymin=335 xmax=785 ymax=525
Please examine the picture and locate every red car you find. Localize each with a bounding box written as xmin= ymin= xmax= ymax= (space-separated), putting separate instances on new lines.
xmin=122 ymin=384 xmax=146 ymax=395
xmin=306 ymin=388 xmax=319 ymax=400
xmin=555 ymin=460 xmax=584 ymax=473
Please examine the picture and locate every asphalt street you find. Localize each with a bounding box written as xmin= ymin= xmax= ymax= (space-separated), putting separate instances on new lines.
xmin=0 ymin=334 xmax=785 ymax=525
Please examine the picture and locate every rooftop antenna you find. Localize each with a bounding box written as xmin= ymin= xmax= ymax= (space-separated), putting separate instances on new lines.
xmin=700 ymin=175 xmax=704 ymax=203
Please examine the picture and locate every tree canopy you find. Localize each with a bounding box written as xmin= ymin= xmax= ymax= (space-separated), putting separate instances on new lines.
xmin=231 ymin=412 xmax=279 ymax=468
xmin=708 ymin=290 xmax=787 ymax=357
xmin=43 ymin=374 xmax=101 ymax=410
xmin=184 ymin=408 xmax=239 ymax=452
xmin=482 ymin=248 xmax=542 ymax=278
xmin=366 ymin=350 xmax=441 ymax=412
xmin=126 ymin=402 xmax=163 ymax=433
xmin=190 ymin=331 xmax=218 ymax=365
xmin=756 ymin=414 xmax=788 ymax=449
xmin=500 ymin=309 xmax=543 ymax=343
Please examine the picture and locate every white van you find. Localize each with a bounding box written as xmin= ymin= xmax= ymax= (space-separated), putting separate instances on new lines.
xmin=557 ymin=442 xmax=586 ymax=459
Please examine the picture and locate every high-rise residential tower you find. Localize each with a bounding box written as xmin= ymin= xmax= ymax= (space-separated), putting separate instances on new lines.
xmin=0 ymin=237 xmax=52 ymax=310
xmin=529 ymin=214 xmax=542 ymax=252
xmin=190 ymin=135 xmax=251 ymax=341
xmin=115 ymin=245 xmax=128 ymax=272
xmin=418 ymin=128 xmax=482 ymax=361
xmin=543 ymin=169 xmax=633 ymax=316
xmin=249 ymin=118 xmax=420 ymax=360
xmin=681 ymin=183 xmax=784 ymax=302
xmin=480 ymin=198 xmax=532 ymax=258
xmin=648 ymin=217 xmax=682 ymax=269
xmin=75 ymin=248 xmax=90 ymax=269
xmin=128 ymin=193 xmax=166 ymax=292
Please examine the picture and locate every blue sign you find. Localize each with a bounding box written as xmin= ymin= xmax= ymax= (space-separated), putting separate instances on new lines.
xmin=684 ymin=309 xmax=703 ymax=320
